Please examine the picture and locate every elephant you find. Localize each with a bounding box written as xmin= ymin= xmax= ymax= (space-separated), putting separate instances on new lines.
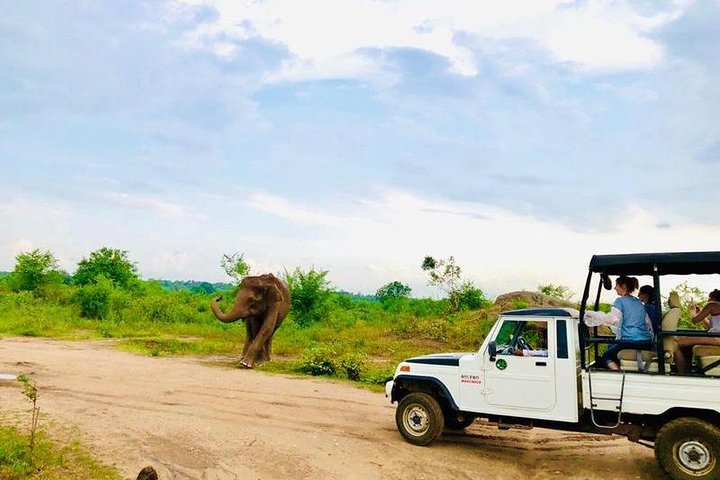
xmin=210 ymin=273 xmax=291 ymax=368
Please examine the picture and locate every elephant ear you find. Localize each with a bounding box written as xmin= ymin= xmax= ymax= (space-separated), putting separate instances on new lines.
xmin=265 ymin=280 xmax=285 ymax=305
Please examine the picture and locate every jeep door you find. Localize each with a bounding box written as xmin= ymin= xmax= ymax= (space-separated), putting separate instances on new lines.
xmin=483 ymin=318 xmax=557 ymax=411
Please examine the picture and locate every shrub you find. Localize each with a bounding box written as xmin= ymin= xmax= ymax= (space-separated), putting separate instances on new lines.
xmin=285 ymin=267 xmax=333 ymax=327
xmin=299 ymin=346 xmax=336 ymax=376
xmin=75 ymin=276 xmax=115 ymax=319
xmin=376 ymin=281 xmax=411 ymax=304
xmin=340 ymin=354 xmax=364 ymax=381
xmin=453 ymin=281 xmax=489 ymax=311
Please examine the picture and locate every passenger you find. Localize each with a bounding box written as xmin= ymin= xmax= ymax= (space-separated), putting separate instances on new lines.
xmin=598 ymin=276 xmax=654 ymax=371
xmin=673 ymin=289 xmax=720 ymax=374
xmin=638 ymin=285 xmax=661 ymax=332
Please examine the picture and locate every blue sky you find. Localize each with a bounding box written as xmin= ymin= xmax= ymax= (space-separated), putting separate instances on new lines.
xmin=1 ymin=0 xmax=718 ymax=298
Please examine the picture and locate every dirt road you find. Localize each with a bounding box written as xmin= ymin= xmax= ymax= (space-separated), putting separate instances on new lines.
xmin=0 ymin=338 xmax=663 ymax=480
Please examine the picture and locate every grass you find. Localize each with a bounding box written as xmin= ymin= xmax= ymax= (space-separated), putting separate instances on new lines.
xmin=0 ymin=426 xmax=121 ymax=480
xmin=0 ymin=288 xmax=497 ymax=388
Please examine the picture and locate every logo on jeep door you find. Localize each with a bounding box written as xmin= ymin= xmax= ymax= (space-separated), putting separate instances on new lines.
xmin=495 ymin=358 xmax=507 ymax=370
xmin=460 ymin=374 xmax=481 ymax=384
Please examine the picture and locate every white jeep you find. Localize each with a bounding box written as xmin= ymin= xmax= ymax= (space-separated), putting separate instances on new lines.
xmin=386 ymin=251 xmax=720 ymax=480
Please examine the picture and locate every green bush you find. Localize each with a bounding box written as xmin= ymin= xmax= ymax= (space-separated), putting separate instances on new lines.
xmin=376 ymin=281 xmax=411 ymax=304
xmin=453 ymin=281 xmax=489 ymax=311
xmin=340 ymin=354 xmax=364 ymax=381
xmin=285 ymin=267 xmax=333 ymax=327
xmin=75 ymin=276 xmax=115 ymax=319
xmin=299 ymin=346 xmax=336 ymax=376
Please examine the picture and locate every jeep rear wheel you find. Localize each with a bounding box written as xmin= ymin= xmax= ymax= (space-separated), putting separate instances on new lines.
xmin=655 ymin=417 xmax=720 ymax=480
xmin=396 ymin=392 xmax=444 ymax=446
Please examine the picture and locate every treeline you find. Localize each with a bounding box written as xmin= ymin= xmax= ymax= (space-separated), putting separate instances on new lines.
xmin=0 ymin=247 xmax=493 ymax=327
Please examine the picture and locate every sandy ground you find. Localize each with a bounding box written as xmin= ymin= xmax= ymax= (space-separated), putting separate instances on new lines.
xmin=0 ymin=337 xmax=665 ymax=480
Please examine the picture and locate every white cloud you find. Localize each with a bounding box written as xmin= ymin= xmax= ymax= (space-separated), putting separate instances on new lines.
xmin=0 ymin=199 xmax=71 ymax=219
xmin=238 ymin=188 xmax=720 ymax=297
xmin=170 ymin=0 xmax=689 ymax=80
xmin=102 ymin=192 xmax=190 ymax=218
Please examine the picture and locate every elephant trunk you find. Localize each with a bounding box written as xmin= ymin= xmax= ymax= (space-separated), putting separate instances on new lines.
xmin=210 ymin=296 xmax=245 ymax=323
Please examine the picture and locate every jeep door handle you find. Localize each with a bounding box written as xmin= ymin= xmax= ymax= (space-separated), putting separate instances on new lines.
xmin=535 ymin=361 xmax=547 ymax=367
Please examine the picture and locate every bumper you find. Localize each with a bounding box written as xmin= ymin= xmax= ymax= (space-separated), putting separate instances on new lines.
xmin=385 ymin=379 xmax=394 ymax=400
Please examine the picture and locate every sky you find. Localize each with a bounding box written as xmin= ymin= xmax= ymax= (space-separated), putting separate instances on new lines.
xmin=1 ymin=0 xmax=719 ymax=299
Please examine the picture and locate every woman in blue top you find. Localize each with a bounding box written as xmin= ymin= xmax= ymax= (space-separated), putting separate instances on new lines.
xmin=600 ymin=275 xmax=654 ymax=370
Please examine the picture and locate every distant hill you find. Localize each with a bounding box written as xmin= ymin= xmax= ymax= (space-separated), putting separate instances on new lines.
xmin=150 ymin=279 xmax=234 ymax=294
xmin=0 ymin=271 xmax=9 ymax=279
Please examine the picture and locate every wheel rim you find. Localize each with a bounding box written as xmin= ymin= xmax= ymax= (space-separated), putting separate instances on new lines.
xmin=403 ymin=403 xmax=430 ymax=437
xmin=675 ymin=440 xmax=715 ymax=476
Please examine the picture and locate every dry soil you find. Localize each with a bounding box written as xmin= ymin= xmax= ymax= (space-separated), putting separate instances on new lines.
xmin=0 ymin=338 xmax=664 ymax=480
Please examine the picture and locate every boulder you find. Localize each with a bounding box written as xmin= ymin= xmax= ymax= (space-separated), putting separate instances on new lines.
xmin=493 ymin=290 xmax=576 ymax=311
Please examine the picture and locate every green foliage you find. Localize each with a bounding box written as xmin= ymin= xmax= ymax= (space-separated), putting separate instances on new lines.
xmin=152 ymin=279 xmax=232 ymax=293
xmin=538 ymin=283 xmax=573 ymax=300
xmin=299 ymin=346 xmax=336 ymax=376
xmin=340 ymin=354 xmax=364 ymax=381
xmin=17 ymin=374 xmax=39 ymax=453
xmin=452 ymin=281 xmax=489 ymax=311
xmin=673 ymin=282 xmax=708 ymax=329
xmin=0 ymin=427 xmax=121 ymax=480
xmin=284 ymin=267 xmax=333 ymax=327
xmin=422 ymin=255 xmax=464 ymax=311
xmin=220 ymin=252 xmax=250 ymax=284
xmin=512 ymin=298 xmax=528 ymax=310
xmin=73 ymin=247 xmax=138 ymax=288
xmin=376 ymin=281 xmax=411 ymax=303
xmin=9 ymin=249 xmax=63 ymax=294
xmin=0 ymin=426 xmax=35 ymax=478
xmin=75 ymin=276 xmax=115 ymax=319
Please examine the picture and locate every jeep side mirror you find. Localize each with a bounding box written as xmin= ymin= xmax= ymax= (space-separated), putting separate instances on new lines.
xmin=488 ymin=341 xmax=497 ymax=362
xmin=601 ymin=273 xmax=612 ymax=290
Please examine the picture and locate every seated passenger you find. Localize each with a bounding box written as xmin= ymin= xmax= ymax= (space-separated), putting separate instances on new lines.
xmin=673 ymin=289 xmax=720 ymax=374
xmin=589 ymin=276 xmax=653 ymax=370
xmin=638 ymin=285 xmax=661 ymax=333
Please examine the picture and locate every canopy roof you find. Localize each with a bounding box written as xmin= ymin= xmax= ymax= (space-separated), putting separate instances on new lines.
xmin=589 ymin=251 xmax=720 ymax=276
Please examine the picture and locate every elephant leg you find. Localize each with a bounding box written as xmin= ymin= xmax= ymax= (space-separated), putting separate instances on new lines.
xmin=242 ymin=316 xmax=279 ymax=368
xmin=241 ymin=320 xmax=255 ymax=359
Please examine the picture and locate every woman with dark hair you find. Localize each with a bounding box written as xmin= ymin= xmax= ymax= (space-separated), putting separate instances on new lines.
xmin=673 ymin=289 xmax=720 ymax=373
xmin=598 ymin=275 xmax=654 ymax=370
xmin=638 ymin=284 xmax=660 ymax=332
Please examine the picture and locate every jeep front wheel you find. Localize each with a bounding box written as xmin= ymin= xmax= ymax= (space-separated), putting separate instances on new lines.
xmin=396 ymin=392 xmax=445 ymax=446
xmin=655 ymin=417 xmax=720 ymax=480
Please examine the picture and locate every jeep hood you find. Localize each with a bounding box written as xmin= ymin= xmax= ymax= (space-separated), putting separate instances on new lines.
xmin=404 ymin=352 xmax=472 ymax=367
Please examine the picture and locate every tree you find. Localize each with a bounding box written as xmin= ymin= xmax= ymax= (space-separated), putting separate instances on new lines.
xmin=9 ymin=249 xmax=62 ymax=293
xmin=220 ymin=252 xmax=250 ymax=284
xmin=537 ymin=283 xmax=573 ymax=301
xmin=376 ymin=281 xmax=411 ymax=303
xmin=422 ymin=255 xmax=462 ymax=311
xmin=73 ymin=247 xmax=138 ymax=288
xmin=284 ymin=267 xmax=332 ymax=327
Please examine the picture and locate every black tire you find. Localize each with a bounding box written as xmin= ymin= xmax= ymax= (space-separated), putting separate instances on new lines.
xmin=655 ymin=417 xmax=720 ymax=480
xmin=445 ymin=413 xmax=476 ymax=431
xmin=395 ymin=392 xmax=445 ymax=446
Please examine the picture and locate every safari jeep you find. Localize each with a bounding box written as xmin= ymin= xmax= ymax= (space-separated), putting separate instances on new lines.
xmin=386 ymin=252 xmax=720 ymax=480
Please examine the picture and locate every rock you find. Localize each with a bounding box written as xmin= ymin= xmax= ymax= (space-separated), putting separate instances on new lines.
xmin=493 ymin=291 xmax=576 ymax=311
xmin=137 ymin=466 xmax=159 ymax=480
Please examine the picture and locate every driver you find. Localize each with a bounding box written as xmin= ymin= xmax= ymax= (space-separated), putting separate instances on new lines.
xmin=512 ymin=323 xmax=549 ymax=357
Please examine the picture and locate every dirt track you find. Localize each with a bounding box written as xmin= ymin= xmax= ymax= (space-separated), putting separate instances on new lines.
xmin=0 ymin=338 xmax=663 ymax=480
